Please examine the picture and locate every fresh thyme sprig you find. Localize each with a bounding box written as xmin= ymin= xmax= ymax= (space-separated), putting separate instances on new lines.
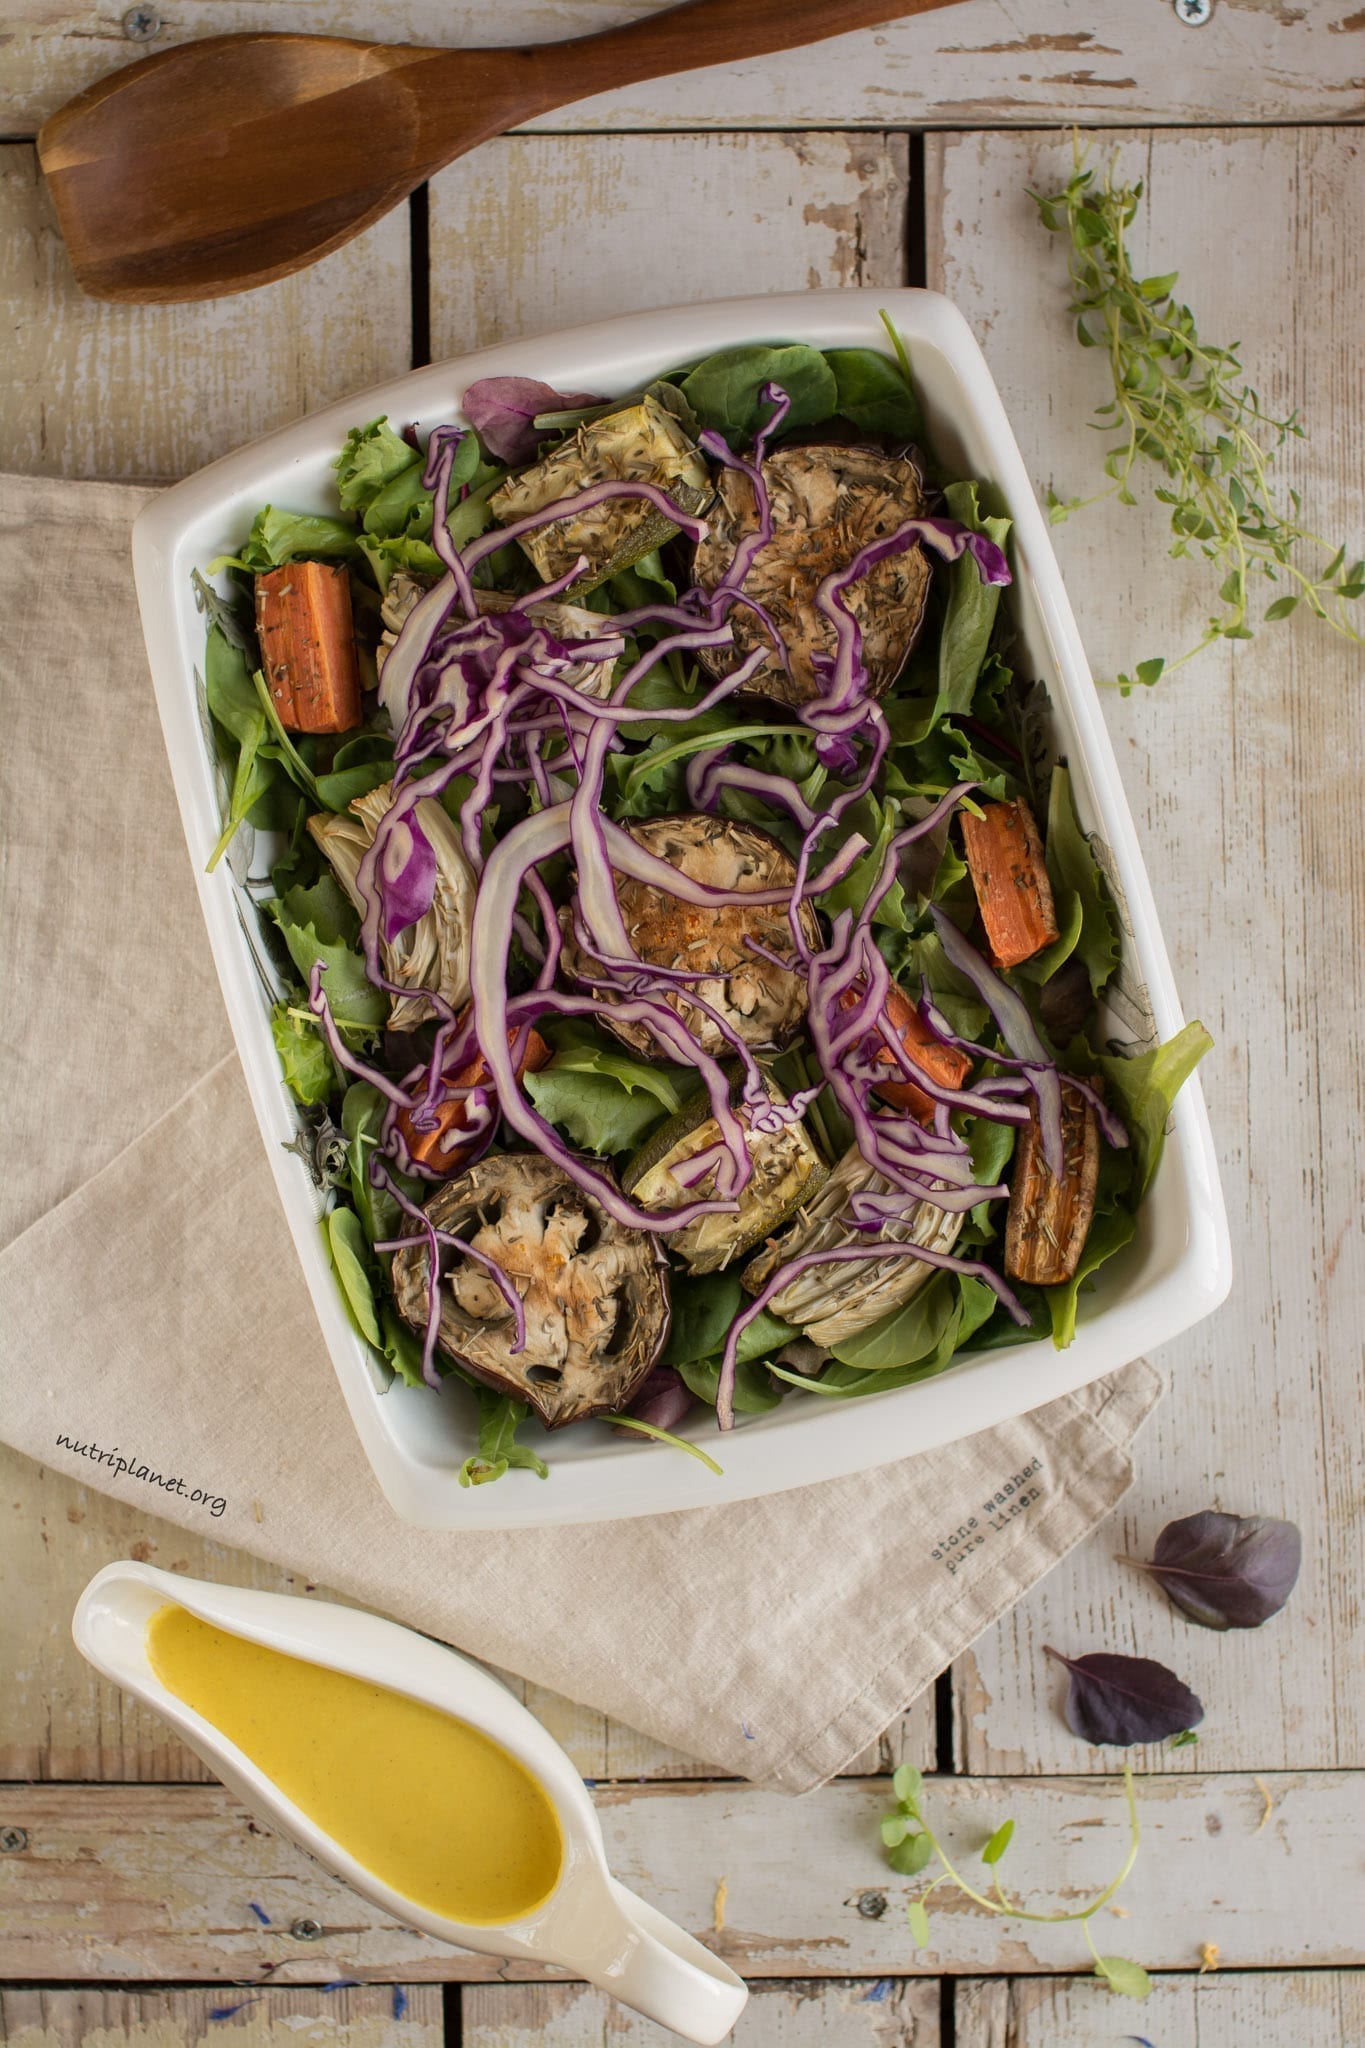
xmin=880 ymin=1762 xmax=1151 ymax=2000
xmin=1031 ymin=142 xmax=1363 ymax=690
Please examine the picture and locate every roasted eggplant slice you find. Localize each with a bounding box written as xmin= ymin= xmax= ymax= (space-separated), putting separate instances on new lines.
xmin=308 ymin=781 xmax=476 ymax=1030
xmin=390 ymin=1153 xmax=670 ymax=1429
xmin=693 ymin=443 xmax=931 ymax=708
xmin=742 ymin=1142 xmax=963 ymax=1346
xmin=489 ymin=395 xmax=712 ymax=596
xmin=1004 ymin=1082 xmax=1099 ymax=1286
xmin=378 ymin=581 xmax=616 ymax=701
xmin=623 ymin=1070 xmax=827 ymax=1273
xmin=560 ymin=813 xmax=820 ymax=1058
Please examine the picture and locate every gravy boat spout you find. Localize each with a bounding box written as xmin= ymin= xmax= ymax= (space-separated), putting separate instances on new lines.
xmin=73 ymin=1563 xmax=747 ymax=2044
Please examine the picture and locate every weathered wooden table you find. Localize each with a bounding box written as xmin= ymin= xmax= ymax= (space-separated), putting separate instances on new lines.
xmin=3 ymin=5 xmax=1362 ymax=2042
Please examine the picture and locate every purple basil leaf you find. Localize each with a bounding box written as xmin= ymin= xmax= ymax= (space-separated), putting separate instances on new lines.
xmin=461 ymin=376 xmax=604 ymax=464
xmin=615 ymin=1365 xmax=693 ymax=1437
xmin=1044 ymin=1645 xmax=1204 ymax=1747
xmin=1124 ymin=1510 xmax=1302 ymax=1630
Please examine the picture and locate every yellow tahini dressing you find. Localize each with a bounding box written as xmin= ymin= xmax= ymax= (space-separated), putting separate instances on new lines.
xmin=146 ymin=1604 xmax=562 ymax=1924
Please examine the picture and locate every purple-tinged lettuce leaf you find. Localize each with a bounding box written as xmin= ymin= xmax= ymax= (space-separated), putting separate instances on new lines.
xmin=461 ymin=376 xmax=604 ymax=464
xmin=1123 ymin=1510 xmax=1302 ymax=1630
xmin=1044 ymin=1645 xmax=1204 ymax=1746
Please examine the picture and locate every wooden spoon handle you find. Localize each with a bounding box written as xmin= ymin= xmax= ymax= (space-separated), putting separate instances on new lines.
xmin=524 ymin=0 xmax=966 ymax=108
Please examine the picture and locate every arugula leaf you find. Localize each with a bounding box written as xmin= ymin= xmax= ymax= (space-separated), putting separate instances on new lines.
xmin=458 ymin=1391 xmax=549 ymax=1487
xmin=524 ymin=1042 xmax=690 ymax=1157
xmin=680 ymin=343 xmax=837 ymax=442
xmin=825 ymin=346 xmax=924 ymax=442
xmin=271 ymin=1002 xmax=335 ymax=1106
xmin=1094 ymin=1019 xmax=1213 ymax=1198
xmin=324 ymin=1204 xmax=381 ymax=1345
xmin=269 ymin=876 xmax=388 ymax=1032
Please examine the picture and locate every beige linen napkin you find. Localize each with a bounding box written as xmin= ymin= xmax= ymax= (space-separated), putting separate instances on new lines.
xmin=0 ymin=472 xmax=1161 ymax=1792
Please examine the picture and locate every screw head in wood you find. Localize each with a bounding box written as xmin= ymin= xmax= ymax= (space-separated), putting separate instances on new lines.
xmin=121 ymin=5 xmax=162 ymax=40
xmin=290 ymin=1917 xmax=324 ymax=1941
xmin=0 ymin=1827 xmax=28 ymax=1852
xmin=1174 ymin=0 xmax=1213 ymax=22
xmin=856 ymin=1889 xmax=887 ymax=1918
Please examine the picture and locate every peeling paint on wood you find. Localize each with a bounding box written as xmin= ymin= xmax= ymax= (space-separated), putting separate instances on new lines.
xmin=429 ymin=132 xmax=907 ymax=359
xmin=0 ymin=1987 xmax=440 ymax=2048
xmin=927 ymin=126 xmax=1365 ymax=1779
xmin=0 ymin=1778 xmax=1359 ymax=1981
xmin=954 ymin=1970 xmax=1365 ymax=2044
xmin=1 ymin=0 xmax=1359 ymax=136
xmin=462 ymin=1976 xmax=940 ymax=2044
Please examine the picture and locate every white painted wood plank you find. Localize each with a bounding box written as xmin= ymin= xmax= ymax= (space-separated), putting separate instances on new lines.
xmin=0 ymin=1986 xmax=442 ymax=2048
xmin=429 ymin=131 xmax=909 ymax=359
xmin=462 ymin=1977 xmax=939 ymax=2045
xmin=1 ymin=1776 xmax=1359 ymax=1980
xmin=955 ymin=1971 xmax=1365 ymax=2048
xmin=4 ymin=1 xmax=1359 ymax=138
xmin=926 ymin=126 xmax=1365 ymax=1775
xmin=0 ymin=144 xmax=411 ymax=480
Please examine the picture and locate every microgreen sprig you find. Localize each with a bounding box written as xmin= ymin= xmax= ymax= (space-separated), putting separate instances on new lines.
xmin=880 ymin=1762 xmax=1151 ymax=2000
xmin=1031 ymin=140 xmax=1363 ymax=691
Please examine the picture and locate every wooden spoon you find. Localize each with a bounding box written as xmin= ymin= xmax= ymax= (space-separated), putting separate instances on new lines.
xmin=38 ymin=0 xmax=965 ymax=304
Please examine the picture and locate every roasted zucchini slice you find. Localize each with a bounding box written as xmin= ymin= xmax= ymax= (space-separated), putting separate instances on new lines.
xmin=489 ymin=395 xmax=712 ymax=596
xmin=390 ymin=1152 xmax=670 ymax=1429
xmin=623 ymin=1070 xmax=827 ymax=1273
xmin=693 ymin=442 xmax=932 ymax=707
xmin=560 ymin=813 xmax=820 ymax=1059
xmin=742 ymin=1141 xmax=963 ymax=1346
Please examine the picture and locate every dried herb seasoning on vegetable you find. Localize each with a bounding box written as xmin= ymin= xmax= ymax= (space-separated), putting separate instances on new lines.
xmin=196 ymin=320 xmax=1209 ymax=1482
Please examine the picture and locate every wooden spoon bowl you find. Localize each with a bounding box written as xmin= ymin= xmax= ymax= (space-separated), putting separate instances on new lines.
xmin=38 ymin=0 xmax=965 ymax=303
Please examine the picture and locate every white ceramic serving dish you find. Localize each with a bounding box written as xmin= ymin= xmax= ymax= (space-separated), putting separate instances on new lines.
xmin=73 ymin=1563 xmax=747 ymax=2043
xmin=132 ymin=287 xmax=1231 ymax=1529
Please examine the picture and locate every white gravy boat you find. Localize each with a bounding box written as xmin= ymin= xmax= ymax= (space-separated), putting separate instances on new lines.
xmin=73 ymin=1562 xmax=747 ymax=2044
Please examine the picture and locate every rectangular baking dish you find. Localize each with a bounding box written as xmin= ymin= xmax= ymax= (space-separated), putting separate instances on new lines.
xmin=132 ymin=288 xmax=1231 ymax=1528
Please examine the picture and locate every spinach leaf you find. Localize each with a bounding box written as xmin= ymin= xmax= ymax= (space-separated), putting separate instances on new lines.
xmin=524 ymin=1041 xmax=690 ymax=1157
xmin=679 ymin=1353 xmax=783 ymax=1414
xmin=324 ymin=1204 xmax=381 ymax=1345
xmin=825 ymin=346 xmax=924 ymax=442
xmin=208 ymin=703 xmax=272 ymax=871
xmin=1093 ymin=1019 xmax=1213 ymax=1198
xmin=458 ymin=1391 xmax=549 ymax=1487
xmin=829 ymin=1270 xmax=958 ymax=1371
xmin=271 ymin=1002 xmax=335 ymax=1106
xmin=661 ymin=1271 xmax=798 ymax=1370
xmin=313 ymin=732 xmax=395 ymax=812
xmin=680 ymin=344 xmax=837 ymax=443
xmin=269 ymin=876 xmax=387 ymax=1032
xmin=894 ymin=482 xmax=1012 ymax=742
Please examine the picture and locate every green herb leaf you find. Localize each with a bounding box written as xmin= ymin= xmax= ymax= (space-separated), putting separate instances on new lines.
xmin=892 ymin=1764 xmax=923 ymax=1809
xmin=906 ymin=1901 xmax=933 ymax=1949
xmin=981 ymin=1818 xmax=1015 ymax=1866
xmin=887 ymin=1830 xmax=935 ymax=1877
xmin=1169 ymin=1728 xmax=1200 ymax=1748
xmin=1093 ymin=1955 xmax=1153 ymax=2000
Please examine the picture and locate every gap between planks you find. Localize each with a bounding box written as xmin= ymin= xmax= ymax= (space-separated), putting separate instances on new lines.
xmin=0 ymin=1777 xmax=1360 ymax=1983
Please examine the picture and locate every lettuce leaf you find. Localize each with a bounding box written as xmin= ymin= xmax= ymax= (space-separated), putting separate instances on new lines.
xmin=334 ymin=418 xmax=420 ymax=513
xmin=524 ymin=1040 xmax=691 ymax=1157
xmin=210 ymin=505 xmax=361 ymax=574
xmin=270 ymin=1003 xmax=335 ymax=1106
xmin=1020 ymin=765 xmax=1119 ymax=993
xmin=269 ymin=876 xmax=387 ymax=1032
xmin=1094 ymin=1019 xmax=1213 ymax=1199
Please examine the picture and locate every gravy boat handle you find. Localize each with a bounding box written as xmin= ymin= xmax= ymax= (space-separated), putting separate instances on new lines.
xmin=576 ymin=1876 xmax=747 ymax=2045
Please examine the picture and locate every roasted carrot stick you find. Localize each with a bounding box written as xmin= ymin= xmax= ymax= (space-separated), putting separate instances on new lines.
xmin=960 ymin=797 xmax=1059 ymax=968
xmin=255 ymin=561 xmax=361 ymax=734
xmin=396 ymin=1021 xmax=551 ymax=1176
xmin=1004 ymin=1081 xmax=1099 ymax=1286
xmin=838 ymin=980 xmax=973 ymax=1124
